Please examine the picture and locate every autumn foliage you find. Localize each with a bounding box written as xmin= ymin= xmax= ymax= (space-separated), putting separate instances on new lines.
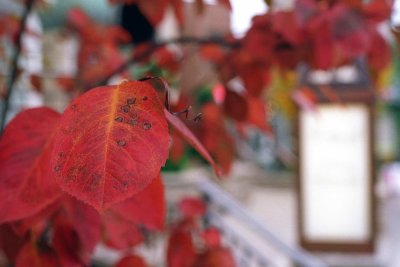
xmin=0 ymin=0 xmax=395 ymax=266
xmin=0 ymin=80 xmax=221 ymax=266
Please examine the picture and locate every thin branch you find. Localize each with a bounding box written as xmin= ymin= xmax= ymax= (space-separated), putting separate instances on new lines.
xmin=85 ymin=36 xmax=240 ymax=90
xmin=0 ymin=0 xmax=36 ymax=134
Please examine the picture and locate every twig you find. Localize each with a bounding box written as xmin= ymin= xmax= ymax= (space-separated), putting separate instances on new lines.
xmin=85 ymin=36 xmax=240 ymax=90
xmin=0 ymin=0 xmax=36 ymax=134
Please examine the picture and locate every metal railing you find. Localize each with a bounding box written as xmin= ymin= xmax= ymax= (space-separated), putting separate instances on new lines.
xmin=197 ymin=180 xmax=329 ymax=267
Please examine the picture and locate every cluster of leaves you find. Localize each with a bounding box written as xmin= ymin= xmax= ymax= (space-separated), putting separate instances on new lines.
xmin=1 ymin=0 xmax=394 ymax=174
xmin=167 ymin=197 xmax=235 ymax=267
xmin=0 ymin=80 xmax=220 ymax=266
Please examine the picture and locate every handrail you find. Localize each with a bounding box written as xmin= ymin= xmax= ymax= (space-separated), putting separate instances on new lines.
xmin=197 ymin=179 xmax=329 ymax=267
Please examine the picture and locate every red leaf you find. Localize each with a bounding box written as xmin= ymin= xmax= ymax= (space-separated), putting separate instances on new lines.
xmin=167 ymin=230 xmax=196 ymax=267
xmin=51 ymin=81 xmax=170 ymax=211
xmin=102 ymin=211 xmax=143 ymax=249
xmin=15 ymin=242 xmax=60 ymax=267
xmin=170 ymin=129 xmax=186 ymax=163
xmin=223 ymin=89 xmax=248 ymax=122
xmin=164 ymin=109 xmax=221 ymax=176
xmin=217 ymin=0 xmax=231 ymax=9
xmin=138 ymin=0 xmax=169 ymax=26
xmin=202 ymin=228 xmax=221 ymax=248
xmin=56 ymin=77 xmax=75 ymax=92
xmin=67 ymin=7 xmax=91 ymax=30
xmin=0 ymin=107 xmax=62 ymax=223
xmin=246 ymin=97 xmax=271 ymax=134
xmin=0 ymin=224 xmax=27 ymax=262
xmin=62 ymin=196 xmax=101 ymax=256
xmin=272 ymin=11 xmax=303 ymax=44
xmin=11 ymin=200 xmax=61 ymax=237
xmin=30 ymin=74 xmax=42 ymax=92
xmin=193 ymin=247 xmax=236 ymax=267
xmin=201 ymin=104 xmax=235 ymax=174
xmin=114 ymin=254 xmax=148 ymax=267
xmin=200 ymin=44 xmax=225 ymax=64
xmin=363 ymin=0 xmax=392 ymax=24
xmin=153 ymin=47 xmax=181 ymax=72
xmin=52 ymin=196 xmax=101 ymax=266
xmin=368 ymin=30 xmax=391 ymax=71
xmin=111 ymin=174 xmax=165 ymax=230
xmin=170 ymin=0 xmax=185 ymax=26
xmin=178 ymin=197 xmax=206 ymax=219
xmin=330 ymin=5 xmax=369 ymax=58
xmin=52 ymin=220 xmax=84 ymax=267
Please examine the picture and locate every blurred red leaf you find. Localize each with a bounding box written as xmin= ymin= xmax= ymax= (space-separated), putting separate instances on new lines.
xmin=30 ymin=74 xmax=42 ymax=92
xmin=363 ymin=0 xmax=393 ymax=24
xmin=67 ymin=7 xmax=91 ymax=30
xmin=111 ymin=174 xmax=165 ymax=230
xmin=56 ymin=77 xmax=76 ymax=92
xmin=202 ymin=227 xmax=221 ymax=248
xmin=51 ymin=81 xmax=170 ymax=211
xmin=138 ymin=0 xmax=169 ymax=26
xmin=154 ymin=47 xmax=181 ymax=72
xmin=178 ymin=197 xmax=206 ymax=219
xmin=114 ymin=254 xmax=148 ymax=267
xmin=171 ymin=0 xmax=185 ymax=26
xmin=0 ymin=224 xmax=27 ymax=262
xmin=164 ymin=109 xmax=221 ymax=176
xmin=201 ymin=103 xmax=235 ymax=174
xmin=246 ymin=97 xmax=271 ymax=134
xmin=52 ymin=196 xmax=101 ymax=266
xmin=193 ymin=247 xmax=236 ymax=267
xmin=102 ymin=210 xmax=143 ymax=249
xmin=170 ymin=129 xmax=187 ymax=163
xmin=217 ymin=0 xmax=231 ymax=9
xmin=368 ymin=30 xmax=391 ymax=71
xmin=200 ymin=44 xmax=225 ymax=64
xmin=15 ymin=242 xmax=60 ymax=267
xmin=167 ymin=230 xmax=196 ymax=267
xmin=223 ymin=89 xmax=248 ymax=122
xmin=0 ymin=107 xmax=62 ymax=223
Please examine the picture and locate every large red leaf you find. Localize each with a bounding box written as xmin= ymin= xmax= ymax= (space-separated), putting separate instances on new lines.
xmin=0 ymin=107 xmax=61 ymax=223
xmin=164 ymin=109 xmax=221 ymax=176
xmin=51 ymin=81 xmax=170 ymax=211
xmin=111 ymin=174 xmax=165 ymax=230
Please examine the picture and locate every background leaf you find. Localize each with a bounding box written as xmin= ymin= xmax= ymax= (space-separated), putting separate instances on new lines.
xmin=0 ymin=108 xmax=61 ymax=223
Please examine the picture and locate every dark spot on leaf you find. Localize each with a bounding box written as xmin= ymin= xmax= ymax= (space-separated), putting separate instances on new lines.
xmin=71 ymin=104 xmax=77 ymax=110
xmin=142 ymin=96 xmax=148 ymax=101
xmin=117 ymin=140 xmax=126 ymax=147
xmin=128 ymin=119 xmax=138 ymax=126
xmin=142 ymin=121 xmax=152 ymax=130
xmin=127 ymin=98 xmax=136 ymax=105
xmin=114 ymin=116 xmax=123 ymax=122
xmin=58 ymin=152 xmax=65 ymax=158
xmin=89 ymin=172 xmax=101 ymax=191
xmin=120 ymin=105 xmax=130 ymax=113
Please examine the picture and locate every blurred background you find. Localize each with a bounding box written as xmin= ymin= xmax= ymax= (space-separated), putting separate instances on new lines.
xmin=1 ymin=0 xmax=400 ymax=266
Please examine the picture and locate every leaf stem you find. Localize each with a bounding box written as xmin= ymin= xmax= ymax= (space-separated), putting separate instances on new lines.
xmin=85 ymin=36 xmax=240 ymax=90
xmin=0 ymin=0 xmax=36 ymax=134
